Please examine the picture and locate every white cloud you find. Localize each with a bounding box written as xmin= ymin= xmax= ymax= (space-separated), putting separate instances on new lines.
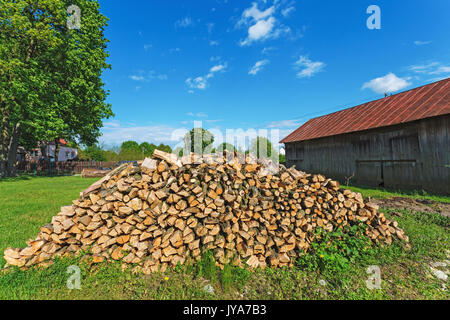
xmin=414 ymin=40 xmax=431 ymax=46
xmin=186 ymin=76 xmax=207 ymax=90
xmin=186 ymin=63 xmax=227 ymax=91
xmin=294 ymin=56 xmax=325 ymax=78
xmin=408 ymin=62 xmax=440 ymax=73
xmin=210 ymin=63 xmax=227 ymax=73
xmin=130 ymin=75 xmax=145 ymax=81
xmin=267 ymin=119 xmax=301 ymax=128
xmin=143 ymin=44 xmax=152 ymax=51
xmin=362 ymin=73 xmax=412 ymax=94
xmin=129 ymin=70 xmax=168 ymax=82
xmin=238 ymin=2 xmax=291 ymax=46
xmin=103 ymin=120 xmax=121 ymax=128
xmin=242 ymin=2 xmax=275 ymax=22
xmin=281 ymin=6 xmax=295 ymax=17
xmin=100 ymin=122 xmax=183 ymax=146
xmin=205 ymin=119 xmax=223 ymax=124
xmin=209 ymin=40 xmax=220 ymax=46
xmin=408 ymin=61 xmax=450 ymax=81
xmin=175 ymin=17 xmax=193 ymax=28
xmin=187 ymin=112 xmax=208 ymax=118
xmin=248 ymin=17 xmax=275 ymax=41
xmin=429 ymin=66 xmax=450 ymax=74
xmin=262 ymin=46 xmax=276 ymax=54
xmin=206 ymin=23 xmax=215 ymax=34
xmin=249 ymin=59 xmax=270 ymax=75
xmin=425 ymin=76 xmax=449 ymax=83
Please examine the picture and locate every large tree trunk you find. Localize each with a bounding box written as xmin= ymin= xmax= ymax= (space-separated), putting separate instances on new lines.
xmin=0 ymin=100 xmax=10 ymax=178
xmin=6 ymin=123 xmax=20 ymax=177
xmin=40 ymin=142 xmax=48 ymax=162
xmin=54 ymin=138 xmax=60 ymax=162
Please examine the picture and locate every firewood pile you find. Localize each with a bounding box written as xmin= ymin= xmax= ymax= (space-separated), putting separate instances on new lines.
xmin=81 ymin=168 xmax=111 ymax=178
xmin=3 ymin=150 xmax=409 ymax=273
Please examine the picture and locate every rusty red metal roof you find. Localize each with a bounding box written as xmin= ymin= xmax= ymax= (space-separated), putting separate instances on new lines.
xmin=281 ymin=78 xmax=450 ymax=143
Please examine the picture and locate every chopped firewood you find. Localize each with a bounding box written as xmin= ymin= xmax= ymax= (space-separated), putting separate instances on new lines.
xmin=3 ymin=149 xmax=407 ymax=274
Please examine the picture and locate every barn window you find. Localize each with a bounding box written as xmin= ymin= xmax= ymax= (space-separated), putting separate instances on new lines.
xmin=295 ymin=145 xmax=304 ymax=160
xmin=390 ymin=134 xmax=419 ymax=160
xmin=352 ymin=139 xmax=371 ymax=157
xmin=285 ymin=144 xmax=294 ymax=157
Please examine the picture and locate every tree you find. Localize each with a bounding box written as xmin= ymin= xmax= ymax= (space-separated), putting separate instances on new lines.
xmin=216 ymin=143 xmax=236 ymax=154
xmin=183 ymin=128 xmax=214 ymax=154
xmin=249 ymin=136 xmax=276 ymax=159
xmin=0 ymin=0 xmax=113 ymax=177
xmin=120 ymin=141 xmax=140 ymax=152
xmin=172 ymin=146 xmax=184 ymax=157
xmin=79 ymin=144 xmax=106 ymax=162
xmin=156 ymin=143 xmax=172 ymax=154
xmin=139 ymin=142 xmax=157 ymax=156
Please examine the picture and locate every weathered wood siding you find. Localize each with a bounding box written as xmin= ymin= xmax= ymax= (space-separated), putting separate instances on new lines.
xmin=285 ymin=115 xmax=450 ymax=195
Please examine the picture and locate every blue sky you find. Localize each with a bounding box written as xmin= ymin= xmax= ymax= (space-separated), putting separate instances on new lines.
xmin=98 ymin=0 xmax=450 ymax=150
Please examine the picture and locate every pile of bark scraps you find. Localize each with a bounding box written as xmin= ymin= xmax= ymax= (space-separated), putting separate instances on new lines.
xmin=3 ymin=150 xmax=409 ymax=273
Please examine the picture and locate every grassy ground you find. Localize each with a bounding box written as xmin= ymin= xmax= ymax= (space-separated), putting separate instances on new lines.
xmin=0 ymin=176 xmax=448 ymax=300
xmin=346 ymin=185 xmax=450 ymax=203
xmin=0 ymin=175 xmax=98 ymax=268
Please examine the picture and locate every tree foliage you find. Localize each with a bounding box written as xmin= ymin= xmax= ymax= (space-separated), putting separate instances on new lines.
xmin=216 ymin=143 xmax=236 ymax=154
xmin=139 ymin=142 xmax=156 ymax=156
xmin=183 ymin=128 xmax=215 ymax=154
xmin=120 ymin=141 xmax=140 ymax=152
xmin=0 ymin=0 xmax=113 ymax=176
xmin=249 ymin=136 xmax=276 ymax=159
xmin=78 ymin=144 xmax=106 ymax=162
xmin=78 ymin=141 xmax=173 ymax=162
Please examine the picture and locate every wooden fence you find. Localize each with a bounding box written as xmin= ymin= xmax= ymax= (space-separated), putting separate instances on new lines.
xmin=17 ymin=160 xmax=117 ymax=175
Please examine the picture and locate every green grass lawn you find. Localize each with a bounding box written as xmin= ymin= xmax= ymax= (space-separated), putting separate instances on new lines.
xmin=346 ymin=185 xmax=450 ymax=203
xmin=0 ymin=176 xmax=448 ymax=300
xmin=0 ymin=175 xmax=98 ymax=268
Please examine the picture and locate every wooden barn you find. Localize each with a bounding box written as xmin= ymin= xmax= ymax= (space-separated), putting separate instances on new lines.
xmin=281 ymin=78 xmax=450 ymax=195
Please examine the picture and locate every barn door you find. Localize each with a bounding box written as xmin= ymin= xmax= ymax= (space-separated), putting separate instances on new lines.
xmin=355 ymin=161 xmax=383 ymax=187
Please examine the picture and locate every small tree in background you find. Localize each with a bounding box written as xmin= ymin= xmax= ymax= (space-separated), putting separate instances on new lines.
xmin=249 ymin=136 xmax=276 ymax=159
xmin=78 ymin=144 xmax=106 ymax=162
xmin=139 ymin=142 xmax=157 ymax=156
xmin=216 ymin=143 xmax=236 ymax=154
xmin=121 ymin=141 xmax=140 ymax=152
xmin=172 ymin=146 xmax=184 ymax=157
xmin=183 ymin=128 xmax=215 ymax=154
xmin=156 ymin=143 xmax=172 ymax=154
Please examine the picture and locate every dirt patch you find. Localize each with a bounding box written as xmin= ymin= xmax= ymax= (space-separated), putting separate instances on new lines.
xmin=371 ymin=197 xmax=450 ymax=217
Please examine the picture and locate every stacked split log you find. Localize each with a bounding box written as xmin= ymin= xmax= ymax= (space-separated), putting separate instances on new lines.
xmin=3 ymin=150 xmax=409 ymax=273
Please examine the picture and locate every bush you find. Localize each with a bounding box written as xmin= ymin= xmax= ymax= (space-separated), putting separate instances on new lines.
xmin=295 ymin=223 xmax=373 ymax=273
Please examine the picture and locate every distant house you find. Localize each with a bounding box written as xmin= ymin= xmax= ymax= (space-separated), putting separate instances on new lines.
xmin=17 ymin=146 xmax=31 ymax=162
xmin=281 ymin=78 xmax=450 ymax=194
xmin=29 ymin=139 xmax=78 ymax=162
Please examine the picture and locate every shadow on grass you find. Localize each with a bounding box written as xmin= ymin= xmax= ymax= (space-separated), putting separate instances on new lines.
xmin=0 ymin=174 xmax=77 ymax=183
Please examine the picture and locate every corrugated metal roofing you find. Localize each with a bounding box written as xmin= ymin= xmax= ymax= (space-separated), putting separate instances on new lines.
xmin=280 ymin=77 xmax=450 ymax=143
